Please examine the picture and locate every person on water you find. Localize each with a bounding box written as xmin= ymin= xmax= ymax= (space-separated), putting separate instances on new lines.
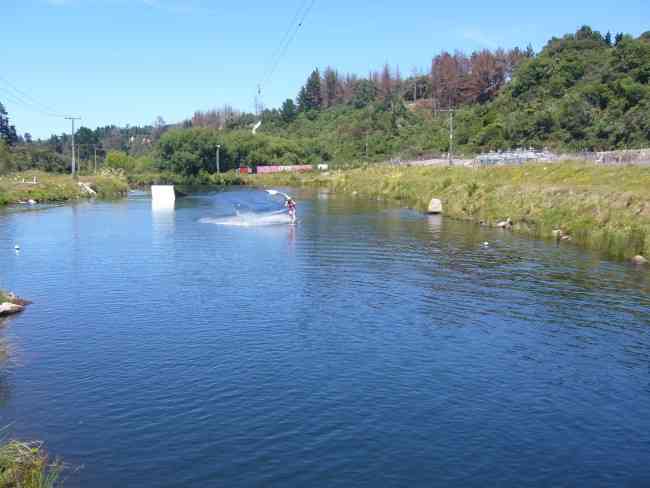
xmin=285 ymin=197 xmax=297 ymax=224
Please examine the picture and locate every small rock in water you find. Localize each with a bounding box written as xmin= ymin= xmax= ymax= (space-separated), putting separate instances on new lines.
xmin=496 ymin=217 xmax=513 ymax=229
xmin=427 ymin=198 xmax=443 ymax=214
xmin=27 ymin=199 xmax=37 ymax=205
xmin=631 ymin=255 xmax=648 ymax=266
xmin=561 ymin=235 xmax=572 ymax=241
xmin=0 ymin=302 xmax=24 ymax=317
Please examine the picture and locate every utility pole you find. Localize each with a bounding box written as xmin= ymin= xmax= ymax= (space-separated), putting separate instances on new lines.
xmin=65 ymin=116 xmax=81 ymax=177
xmin=449 ymin=109 xmax=454 ymax=166
xmin=216 ymin=144 xmax=221 ymax=173
xmin=438 ymin=109 xmax=455 ymax=166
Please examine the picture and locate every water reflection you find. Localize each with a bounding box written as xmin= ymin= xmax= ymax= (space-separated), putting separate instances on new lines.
xmin=151 ymin=203 xmax=175 ymax=237
xmin=0 ymin=370 xmax=10 ymax=408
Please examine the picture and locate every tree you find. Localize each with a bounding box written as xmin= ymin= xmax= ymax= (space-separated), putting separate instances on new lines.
xmin=0 ymin=103 xmax=17 ymax=146
xmin=153 ymin=116 xmax=167 ymax=139
xmin=24 ymin=133 xmax=33 ymax=144
xmin=75 ymin=126 xmax=98 ymax=161
xmin=297 ymin=86 xmax=308 ymax=112
xmin=525 ymin=44 xmax=535 ymax=58
xmin=106 ymin=150 xmax=134 ymax=171
xmin=322 ymin=67 xmax=340 ymax=107
xmin=280 ymin=99 xmax=297 ymax=123
xmin=431 ymin=52 xmax=467 ymax=109
xmin=7 ymin=125 xmax=18 ymax=146
xmin=298 ymin=69 xmax=323 ymax=111
xmin=0 ymin=140 xmax=14 ymax=174
xmin=605 ymin=31 xmax=612 ymax=46
xmin=351 ymin=79 xmax=377 ymax=108
xmin=576 ymin=25 xmax=603 ymax=43
xmin=380 ymin=63 xmax=393 ymax=100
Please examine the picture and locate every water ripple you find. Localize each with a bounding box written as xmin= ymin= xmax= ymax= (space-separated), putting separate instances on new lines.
xmin=0 ymin=190 xmax=649 ymax=487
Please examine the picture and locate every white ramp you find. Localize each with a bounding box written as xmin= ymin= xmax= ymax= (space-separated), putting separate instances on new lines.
xmin=151 ymin=185 xmax=175 ymax=210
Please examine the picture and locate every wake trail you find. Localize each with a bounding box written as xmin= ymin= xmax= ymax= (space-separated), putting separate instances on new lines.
xmin=199 ymin=210 xmax=291 ymax=227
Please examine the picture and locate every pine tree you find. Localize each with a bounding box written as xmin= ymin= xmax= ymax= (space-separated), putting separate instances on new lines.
xmin=0 ymin=103 xmax=17 ymax=146
xmin=380 ymin=63 xmax=392 ymax=100
xmin=281 ymin=98 xmax=297 ymax=123
xmin=303 ymin=69 xmax=323 ymax=111
xmin=297 ymin=86 xmax=308 ymax=112
xmin=7 ymin=125 xmax=17 ymax=146
xmin=525 ymin=44 xmax=535 ymax=57
xmin=351 ymin=79 xmax=377 ymax=108
xmin=322 ymin=67 xmax=339 ymax=107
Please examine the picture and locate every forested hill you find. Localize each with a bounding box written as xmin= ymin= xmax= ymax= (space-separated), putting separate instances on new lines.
xmin=249 ymin=26 xmax=650 ymax=162
xmin=2 ymin=26 xmax=650 ymax=176
xmin=164 ymin=26 xmax=650 ymax=173
xmin=468 ymin=27 xmax=650 ymax=151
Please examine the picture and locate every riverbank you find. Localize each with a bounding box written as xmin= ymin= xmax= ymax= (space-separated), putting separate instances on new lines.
xmin=0 ymin=440 xmax=62 ymax=488
xmin=127 ymin=171 xmax=245 ymax=188
xmin=0 ymin=290 xmax=61 ymax=487
xmin=0 ymin=290 xmax=30 ymax=318
xmin=247 ymin=162 xmax=650 ymax=261
xmin=0 ymin=171 xmax=128 ymax=207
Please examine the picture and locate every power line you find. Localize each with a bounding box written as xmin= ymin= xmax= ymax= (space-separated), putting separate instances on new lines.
xmin=260 ymin=0 xmax=309 ymax=84
xmin=0 ymin=75 xmax=65 ymax=115
xmin=0 ymin=75 xmax=67 ymax=118
xmin=0 ymin=86 xmax=65 ymax=118
xmin=259 ymin=0 xmax=317 ymax=91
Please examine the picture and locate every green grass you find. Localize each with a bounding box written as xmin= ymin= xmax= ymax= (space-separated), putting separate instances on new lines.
xmin=0 ymin=440 xmax=63 ymax=488
xmin=127 ymin=170 xmax=246 ymax=187
xmin=248 ymin=162 xmax=650 ymax=261
xmin=0 ymin=171 xmax=128 ymax=206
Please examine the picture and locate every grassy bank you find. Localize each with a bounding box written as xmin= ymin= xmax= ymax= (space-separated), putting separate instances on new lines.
xmin=248 ymin=162 xmax=650 ymax=261
xmin=0 ymin=440 xmax=62 ymax=488
xmin=0 ymin=171 xmax=128 ymax=206
xmin=0 ymin=291 xmax=63 ymax=487
xmin=127 ymin=170 xmax=246 ymax=188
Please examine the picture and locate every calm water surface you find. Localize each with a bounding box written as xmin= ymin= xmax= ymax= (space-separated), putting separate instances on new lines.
xmin=0 ymin=189 xmax=649 ymax=487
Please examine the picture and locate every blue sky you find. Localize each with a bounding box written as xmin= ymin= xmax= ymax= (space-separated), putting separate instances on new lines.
xmin=3 ymin=0 xmax=649 ymax=138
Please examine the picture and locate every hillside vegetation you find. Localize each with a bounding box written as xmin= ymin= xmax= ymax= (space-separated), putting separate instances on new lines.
xmin=3 ymin=26 xmax=649 ymax=178
xmin=253 ymin=27 xmax=650 ymax=166
xmin=147 ymin=27 xmax=650 ymax=175
xmin=250 ymin=162 xmax=650 ymax=260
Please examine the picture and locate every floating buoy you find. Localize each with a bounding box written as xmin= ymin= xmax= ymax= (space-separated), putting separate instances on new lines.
xmin=14 ymin=244 xmax=20 ymax=250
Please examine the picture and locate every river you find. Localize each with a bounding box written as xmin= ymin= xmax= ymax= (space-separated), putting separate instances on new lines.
xmin=1 ymin=188 xmax=649 ymax=487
